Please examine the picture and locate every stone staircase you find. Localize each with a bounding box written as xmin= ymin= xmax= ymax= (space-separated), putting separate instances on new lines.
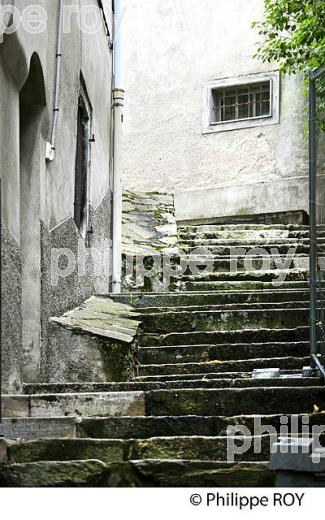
xmin=1 ymin=222 xmax=325 ymax=487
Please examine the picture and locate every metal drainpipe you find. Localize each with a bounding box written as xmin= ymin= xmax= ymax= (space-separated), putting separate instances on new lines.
xmin=46 ymin=0 xmax=64 ymax=162
xmin=112 ymin=0 xmax=124 ymax=294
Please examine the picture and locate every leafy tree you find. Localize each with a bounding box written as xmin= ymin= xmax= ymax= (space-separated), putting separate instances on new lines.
xmin=253 ymin=0 xmax=325 ymax=129
xmin=252 ymin=0 xmax=325 ymax=75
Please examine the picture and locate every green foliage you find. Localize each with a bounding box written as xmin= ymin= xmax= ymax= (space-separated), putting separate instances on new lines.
xmin=253 ymin=1 xmax=325 ymax=130
xmin=252 ymin=0 xmax=325 ymax=75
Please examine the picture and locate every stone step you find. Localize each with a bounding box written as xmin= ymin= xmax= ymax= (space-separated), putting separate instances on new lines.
xmin=145 ymin=387 xmax=325 ymax=417
xmin=0 ymin=459 xmax=274 ymax=487
xmin=178 ymin=230 xmax=316 ymax=241
xmin=141 ymin=308 xmax=308 ymax=333
xmin=3 ymin=407 xmax=322 ymax=442
xmin=138 ymin=356 xmax=309 ymax=376
xmin=136 ymin=370 xmax=304 ymax=382
xmin=1 ymin=392 xmax=145 ymax=419
xmin=178 ymin=268 xmax=308 ymax=284
xmin=111 ymin=460 xmax=274 ymax=487
xmin=178 ymin=224 xmax=311 ymax=232
xmin=178 ymin=237 xmax=320 ymax=247
xmin=138 ymin=301 xmax=310 ymax=314
xmin=172 ymin=255 xmax=309 ymax=274
xmin=6 ymin=439 xmax=128 ymax=465
xmin=139 ymin=341 xmax=310 ymax=363
xmin=77 ymin=413 xmax=325 ymax=439
xmin=0 ymin=417 xmax=77 ymax=441
xmin=4 ymin=435 xmax=276 ymax=465
xmin=0 ymin=460 xmax=108 ymax=487
xmin=180 ymin=280 xmax=309 ymax=292
xmin=130 ymin=435 xmax=273 ymax=462
xmin=23 ymin=369 xmax=307 ymax=391
xmin=4 ymin=377 xmax=319 ymax=420
xmin=112 ymin=289 xmax=310 ymax=308
xmin=181 ymin=244 xmax=310 ymax=255
xmin=139 ymin=326 xmax=309 ymax=347
xmin=20 ymin=376 xmax=318 ymax=399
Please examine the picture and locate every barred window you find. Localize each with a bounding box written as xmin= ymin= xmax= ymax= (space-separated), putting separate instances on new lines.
xmin=211 ymin=81 xmax=271 ymax=124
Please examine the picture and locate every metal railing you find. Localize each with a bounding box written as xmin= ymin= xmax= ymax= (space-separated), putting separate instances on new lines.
xmin=309 ymin=65 xmax=325 ymax=379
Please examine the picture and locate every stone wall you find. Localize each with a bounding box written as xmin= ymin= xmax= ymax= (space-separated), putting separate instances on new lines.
xmin=122 ymin=190 xmax=178 ymax=292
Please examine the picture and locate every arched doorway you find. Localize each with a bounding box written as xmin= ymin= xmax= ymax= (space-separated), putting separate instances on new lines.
xmin=19 ymin=53 xmax=46 ymax=382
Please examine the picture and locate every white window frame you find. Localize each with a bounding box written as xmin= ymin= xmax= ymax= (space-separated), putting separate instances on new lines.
xmin=202 ymin=71 xmax=280 ymax=134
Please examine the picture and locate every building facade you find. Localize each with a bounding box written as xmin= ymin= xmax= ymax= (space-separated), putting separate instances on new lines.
xmin=121 ymin=0 xmax=309 ymax=223
xmin=0 ymin=0 xmax=114 ymax=392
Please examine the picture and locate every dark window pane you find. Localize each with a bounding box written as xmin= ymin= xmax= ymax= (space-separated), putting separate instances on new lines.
xmin=224 ymin=106 xmax=236 ymax=121
xmin=238 ymin=103 xmax=249 ymax=119
xmin=261 ymin=100 xmax=270 ymax=115
xmin=238 ymin=94 xmax=248 ymax=104
xmin=74 ymin=97 xmax=89 ymax=231
xmin=225 ymin=96 xmax=236 ymax=106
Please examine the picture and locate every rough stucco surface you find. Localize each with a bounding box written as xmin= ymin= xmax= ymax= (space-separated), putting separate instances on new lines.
xmin=121 ymin=0 xmax=308 ymax=194
xmin=40 ymin=190 xmax=112 ymax=382
xmin=1 ymin=226 xmax=22 ymax=392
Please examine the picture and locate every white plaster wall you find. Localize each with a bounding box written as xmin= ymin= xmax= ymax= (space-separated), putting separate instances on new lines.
xmin=121 ymin=0 xmax=308 ymax=196
xmin=0 ymin=60 xmax=20 ymax=242
xmin=44 ymin=0 xmax=113 ymax=229
xmin=0 ymin=0 xmax=113 ymax=233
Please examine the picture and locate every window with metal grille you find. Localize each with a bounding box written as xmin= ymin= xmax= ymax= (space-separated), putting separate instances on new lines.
xmin=211 ymin=81 xmax=271 ymax=124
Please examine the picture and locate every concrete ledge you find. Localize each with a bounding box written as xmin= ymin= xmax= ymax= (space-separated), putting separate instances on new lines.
xmin=174 ymin=177 xmax=325 ymax=224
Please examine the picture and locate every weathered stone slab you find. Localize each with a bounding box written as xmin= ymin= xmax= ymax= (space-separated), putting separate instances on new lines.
xmin=0 ymin=440 xmax=8 ymax=464
xmin=141 ymin=308 xmax=309 ymax=333
xmin=50 ymin=296 xmax=141 ymax=344
xmin=130 ymin=435 xmax=272 ymax=462
xmin=29 ymin=392 xmax=146 ymax=418
xmin=7 ymin=439 xmax=128 ymax=464
xmin=77 ymin=413 xmax=325 ymax=440
xmin=252 ymin=368 xmax=281 ymax=379
xmin=110 ymin=288 xmax=310 ymax=309
xmin=46 ymin=296 xmax=142 ymax=383
xmin=0 ymin=460 xmax=107 ymax=487
xmin=0 ymin=418 xmax=77 ymax=441
xmin=1 ymin=396 xmax=29 ymax=418
xmin=145 ymin=387 xmax=325 ymax=417
xmin=126 ymin=460 xmax=274 ymax=487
